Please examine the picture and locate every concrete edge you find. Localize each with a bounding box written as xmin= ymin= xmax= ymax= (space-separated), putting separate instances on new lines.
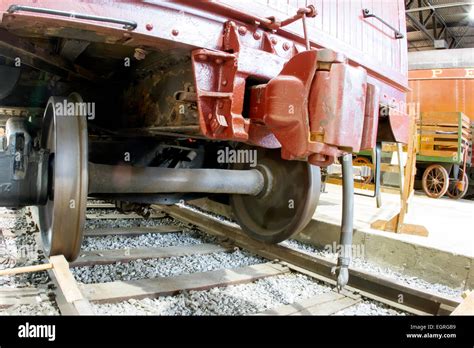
xmin=188 ymin=198 xmax=473 ymax=290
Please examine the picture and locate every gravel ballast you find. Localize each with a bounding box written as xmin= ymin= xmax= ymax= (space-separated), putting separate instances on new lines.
xmin=282 ymin=239 xmax=463 ymax=298
xmin=81 ymin=231 xmax=207 ymax=252
xmin=72 ymin=249 xmax=264 ymax=284
xmin=92 ymin=273 xmax=407 ymax=316
xmin=92 ymin=273 xmax=332 ymax=315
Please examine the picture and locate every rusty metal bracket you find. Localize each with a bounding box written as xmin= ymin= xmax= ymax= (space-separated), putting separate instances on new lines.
xmin=7 ymin=4 xmax=137 ymax=30
xmin=362 ymin=8 xmax=404 ymax=40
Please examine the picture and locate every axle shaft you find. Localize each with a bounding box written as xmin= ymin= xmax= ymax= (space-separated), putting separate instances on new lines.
xmin=88 ymin=163 xmax=265 ymax=196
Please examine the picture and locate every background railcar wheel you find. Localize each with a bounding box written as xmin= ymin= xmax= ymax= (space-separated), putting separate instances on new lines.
xmin=230 ymin=149 xmax=320 ymax=244
xmin=422 ymin=164 xmax=449 ymax=199
xmin=353 ymin=156 xmax=373 ymax=184
xmin=446 ymin=172 xmax=469 ymax=200
xmin=37 ymin=93 xmax=88 ymax=261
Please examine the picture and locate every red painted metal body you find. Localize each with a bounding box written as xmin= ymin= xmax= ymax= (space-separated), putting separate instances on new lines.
xmin=0 ymin=0 xmax=410 ymax=166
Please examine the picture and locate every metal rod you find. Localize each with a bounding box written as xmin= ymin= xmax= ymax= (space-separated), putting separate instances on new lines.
xmin=335 ymin=153 xmax=354 ymax=290
xmin=362 ymin=9 xmax=404 ymax=39
xmin=88 ymin=163 xmax=265 ymax=196
xmin=406 ymin=1 xmax=474 ymax=13
xmin=7 ymin=5 xmax=137 ymax=30
xmin=374 ymin=142 xmax=382 ymax=208
xmin=354 ymin=142 xmax=382 ymax=208
xmin=301 ymin=14 xmax=310 ymax=50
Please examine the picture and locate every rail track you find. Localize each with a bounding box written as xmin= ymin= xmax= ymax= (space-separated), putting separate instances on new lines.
xmin=0 ymin=201 xmax=461 ymax=316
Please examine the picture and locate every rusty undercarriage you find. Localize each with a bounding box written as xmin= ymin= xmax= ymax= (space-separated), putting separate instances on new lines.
xmin=0 ymin=0 xmax=410 ymax=288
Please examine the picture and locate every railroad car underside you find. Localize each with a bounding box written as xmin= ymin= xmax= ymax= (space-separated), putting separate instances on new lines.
xmin=0 ymin=1 xmax=410 ymax=288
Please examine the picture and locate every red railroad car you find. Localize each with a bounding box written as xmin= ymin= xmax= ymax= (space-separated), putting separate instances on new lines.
xmin=0 ymin=0 xmax=409 ymax=287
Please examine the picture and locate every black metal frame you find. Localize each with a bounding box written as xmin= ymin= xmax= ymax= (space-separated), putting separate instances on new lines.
xmin=405 ymin=0 xmax=467 ymax=49
xmin=7 ymin=4 xmax=138 ymax=30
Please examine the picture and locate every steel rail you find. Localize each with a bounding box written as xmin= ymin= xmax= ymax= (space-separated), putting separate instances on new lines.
xmin=158 ymin=204 xmax=461 ymax=316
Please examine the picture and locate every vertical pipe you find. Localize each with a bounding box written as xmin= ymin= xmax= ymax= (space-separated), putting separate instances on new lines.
xmin=374 ymin=142 xmax=382 ymax=208
xmin=301 ymin=14 xmax=310 ymax=50
xmin=336 ymin=153 xmax=354 ymax=289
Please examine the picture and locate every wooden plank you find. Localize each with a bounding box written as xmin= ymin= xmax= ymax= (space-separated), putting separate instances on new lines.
xmin=418 ymin=150 xmax=457 ymax=158
xmin=419 ymin=134 xmax=458 ymax=139
xmin=421 ymin=140 xmax=459 ymax=146
xmin=258 ymin=291 xmax=347 ymax=315
xmin=420 ymin=125 xmax=459 ymax=132
xmin=86 ymin=212 xmax=165 ymax=220
xmin=0 ymin=263 xmax=53 ymax=276
xmin=70 ymin=243 xmax=229 ymax=267
xmin=84 ymin=225 xmax=182 ymax=237
xmin=326 ymin=178 xmax=402 ymax=194
xmin=289 ymin=297 xmax=360 ymax=315
xmin=451 ymin=291 xmax=474 ymax=315
xmin=80 ymin=262 xmax=289 ymax=303
xmin=380 ymin=163 xmax=400 ymax=173
xmin=420 ymin=112 xmax=461 ymax=125
xmin=0 ymin=288 xmax=43 ymax=307
xmin=49 ymin=255 xmax=93 ymax=315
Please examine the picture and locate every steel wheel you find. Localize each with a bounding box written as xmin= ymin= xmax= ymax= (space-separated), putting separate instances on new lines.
xmin=37 ymin=93 xmax=88 ymax=261
xmin=353 ymin=156 xmax=373 ymax=184
xmin=446 ymin=172 xmax=469 ymax=200
xmin=230 ymin=149 xmax=320 ymax=244
xmin=422 ymin=164 xmax=449 ymax=199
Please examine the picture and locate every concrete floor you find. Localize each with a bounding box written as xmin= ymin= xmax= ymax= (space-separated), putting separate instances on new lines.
xmin=315 ymin=184 xmax=474 ymax=258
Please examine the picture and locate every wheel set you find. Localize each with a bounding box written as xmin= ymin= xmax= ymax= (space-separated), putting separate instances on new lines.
xmin=421 ymin=164 xmax=469 ymax=200
xmin=31 ymin=95 xmax=321 ymax=260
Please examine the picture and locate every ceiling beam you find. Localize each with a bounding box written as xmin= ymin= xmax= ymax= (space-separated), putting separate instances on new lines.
xmin=406 ymin=1 xmax=474 ymax=13
xmin=405 ymin=0 xmax=466 ymax=48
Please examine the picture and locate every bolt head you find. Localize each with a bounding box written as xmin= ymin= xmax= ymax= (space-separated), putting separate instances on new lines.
xmin=146 ymin=23 xmax=153 ymax=31
xmin=282 ymin=42 xmax=291 ymax=51
xmin=253 ymin=32 xmax=261 ymax=40
xmin=238 ymin=26 xmax=247 ymax=35
xmin=172 ymin=29 xmax=179 ymax=36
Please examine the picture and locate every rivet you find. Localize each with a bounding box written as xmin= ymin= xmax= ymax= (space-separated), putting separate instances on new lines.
xmin=253 ymin=32 xmax=261 ymax=40
xmin=283 ymin=42 xmax=291 ymax=51
xmin=123 ymin=32 xmax=132 ymax=38
xmin=238 ymin=26 xmax=247 ymax=35
xmin=172 ymin=29 xmax=179 ymax=36
xmin=271 ymin=37 xmax=278 ymax=45
xmin=221 ymin=80 xmax=228 ymax=86
xmin=146 ymin=23 xmax=153 ymax=31
xmin=197 ymin=54 xmax=207 ymax=61
xmin=215 ymin=58 xmax=223 ymax=64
